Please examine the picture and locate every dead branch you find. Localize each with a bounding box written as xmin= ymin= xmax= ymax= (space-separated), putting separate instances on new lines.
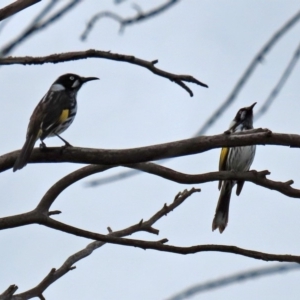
xmin=0 ymin=0 xmax=82 ymax=56
xmin=86 ymin=9 xmax=300 ymax=187
xmin=255 ymin=40 xmax=300 ymax=120
xmin=3 ymin=129 xmax=300 ymax=172
xmin=166 ymin=263 xmax=300 ymax=300
xmin=6 ymin=188 xmax=199 ymax=299
xmin=81 ymin=0 xmax=181 ymax=38
xmin=0 ymin=0 xmax=40 ymax=22
xmin=126 ymin=164 xmax=299 ymax=198
xmin=0 ymin=49 xmax=208 ymax=96
xmin=0 ymin=285 xmax=18 ymax=300
xmin=195 ymin=9 xmax=300 ymax=136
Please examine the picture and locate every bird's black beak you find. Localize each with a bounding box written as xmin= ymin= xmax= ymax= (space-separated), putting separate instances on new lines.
xmin=246 ymin=102 xmax=257 ymax=111
xmin=81 ymin=76 xmax=99 ymax=83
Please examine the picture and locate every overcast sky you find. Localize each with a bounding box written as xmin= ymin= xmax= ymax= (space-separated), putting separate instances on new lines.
xmin=1 ymin=1 xmax=300 ymax=299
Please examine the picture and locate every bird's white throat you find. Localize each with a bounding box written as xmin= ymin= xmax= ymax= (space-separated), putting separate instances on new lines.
xmin=50 ymin=83 xmax=65 ymax=91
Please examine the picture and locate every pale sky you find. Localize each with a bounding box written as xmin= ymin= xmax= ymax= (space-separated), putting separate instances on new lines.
xmin=1 ymin=1 xmax=300 ymax=299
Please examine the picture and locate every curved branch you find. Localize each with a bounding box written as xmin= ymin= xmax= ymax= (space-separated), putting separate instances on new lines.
xmin=0 ymin=0 xmax=40 ymax=22
xmin=126 ymin=164 xmax=299 ymax=198
xmin=81 ymin=0 xmax=181 ymax=38
xmin=6 ymin=188 xmax=199 ymax=299
xmin=0 ymin=49 xmax=208 ymax=96
xmin=37 ymin=165 xmax=113 ymax=212
xmin=86 ymin=10 xmax=300 ymax=187
xmin=26 ymin=216 xmax=300 ymax=264
xmin=1 ymin=161 xmax=298 ymax=234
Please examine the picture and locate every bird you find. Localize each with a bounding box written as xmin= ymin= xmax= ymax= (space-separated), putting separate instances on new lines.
xmin=13 ymin=73 xmax=99 ymax=172
xmin=212 ymin=102 xmax=256 ymax=233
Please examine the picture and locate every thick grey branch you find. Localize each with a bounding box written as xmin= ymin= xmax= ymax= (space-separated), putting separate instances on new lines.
xmin=2 ymin=129 xmax=300 ymax=172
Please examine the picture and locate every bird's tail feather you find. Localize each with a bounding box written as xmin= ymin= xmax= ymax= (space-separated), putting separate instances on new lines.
xmin=13 ymin=135 xmax=37 ymax=172
xmin=212 ymin=180 xmax=232 ymax=233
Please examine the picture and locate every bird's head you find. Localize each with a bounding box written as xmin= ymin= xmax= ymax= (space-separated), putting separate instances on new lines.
xmin=228 ymin=102 xmax=256 ymax=132
xmin=50 ymin=73 xmax=99 ymax=92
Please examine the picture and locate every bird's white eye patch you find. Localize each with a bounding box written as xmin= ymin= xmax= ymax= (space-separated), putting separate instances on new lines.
xmin=71 ymin=79 xmax=80 ymax=88
xmin=69 ymin=76 xmax=75 ymax=81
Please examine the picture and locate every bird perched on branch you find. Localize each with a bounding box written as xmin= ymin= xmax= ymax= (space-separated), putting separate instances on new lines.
xmin=13 ymin=73 xmax=99 ymax=172
xmin=212 ymin=102 xmax=256 ymax=233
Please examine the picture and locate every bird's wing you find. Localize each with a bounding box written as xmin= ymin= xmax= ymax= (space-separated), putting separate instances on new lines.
xmin=218 ymin=147 xmax=229 ymax=190
xmin=39 ymin=91 xmax=70 ymax=136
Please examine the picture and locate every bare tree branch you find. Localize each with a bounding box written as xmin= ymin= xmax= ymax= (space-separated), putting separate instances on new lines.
xmin=2 ymin=162 xmax=299 ymax=234
xmin=81 ymin=0 xmax=181 ymax=39
xmin=195 ymin=9 xmax=300 ymax=136
xmin=1 ymin=156 xmax=300 ymax=300
xmin=0 ymin=0 xmax=41 ymax=22
xmin=2 ymin=128 xmax=299 ymax=172
xmin=37 ymin=165 xmax=113 ymax=212
xmin=0 ymin=285 xmax=18 ymax=300
xmin=31 ymin=217 xmax=300 ymax=264
xmin=86 ymin=167 xmax=139 ymax=187
xmin=7 ymin=188 xmax=199 ymax=299
xmin=0 ymin=0 xmax=82 ymax=56
xmin=0 ymin=50 xmax=208 ymax=96
xmin=85 ymin=10 xmax=300 ymax=187
xmin=166 ymin=263 xmax=300 ymax=300
xmin=255 ymin=40 xmax=300 ymax=121
xmin=126 ymin=164 xmax=299 ymax=198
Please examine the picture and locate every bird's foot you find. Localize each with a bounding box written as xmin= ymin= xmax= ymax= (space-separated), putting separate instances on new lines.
xmin=39 ymin=141 xmax=47 ymax=151
xmin=60 ymin=142 xmax=72 ymax=154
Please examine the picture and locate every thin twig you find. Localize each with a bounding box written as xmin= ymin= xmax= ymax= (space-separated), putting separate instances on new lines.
xmin=6 ymin=188 xmax=199 ymax=299
xmin=81 ymin=0 xmax=181 ymax=39
xmin=166 ymin=263 xmax=300 ymax=300
xmin=195 ymin=9 xmax=300 ymax=136
xmin=0 ymin=0 xmax=81 ymax=56
xmin=87 ymin=13 xmax=300 ymax=188
xmin=255 ymin=40 xmax=300 ymax=121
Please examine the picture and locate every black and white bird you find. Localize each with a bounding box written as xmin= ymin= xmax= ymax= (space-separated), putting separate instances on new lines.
xmin=13 ymin=73 xmax=99 ymax=172
xmin=212 ymin=102 xmax=256 ymax=233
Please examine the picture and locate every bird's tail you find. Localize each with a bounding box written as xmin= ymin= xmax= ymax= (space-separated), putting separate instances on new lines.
xmin=212 ymin=180 xmax=233 ymax=233
xmin=13 ymin=135 xmax=37 ymax=172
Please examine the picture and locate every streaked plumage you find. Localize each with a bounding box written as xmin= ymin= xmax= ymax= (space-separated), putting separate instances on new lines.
xmin=212 ymin=102 xmax=256 ymax=233
xmin=13 ymin=73 xmax=99 ymax=172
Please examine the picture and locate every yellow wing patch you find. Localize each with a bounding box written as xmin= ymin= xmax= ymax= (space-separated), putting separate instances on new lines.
xmin=59 ymin=109 xmax=69 ymax=123
xmin=218 ymin=147 xmax=229 ymax=190
xmin=219 ymin=147 xmax=229 ymax=171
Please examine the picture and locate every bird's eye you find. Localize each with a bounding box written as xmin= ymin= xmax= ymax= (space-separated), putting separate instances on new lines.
xmin=69 ymin=76 xmax=74 ymax=81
